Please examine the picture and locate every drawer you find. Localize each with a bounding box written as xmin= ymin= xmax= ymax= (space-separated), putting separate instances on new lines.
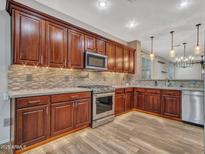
xmin=16 ymin=96 xmax=50 ymax=109
xmin=146 ymin=89 xmax=160 ymax=94
xmin=115 ymin=88 xmax=125 ymax=94
xmin=125 ymin=88 xmax=133 ymax=93
xmin=135 ymin=88 xmax=146 ymax=93
xmin=161 ymin=90 xmax=180 ymax=96
xmin=51 ymin=92 xmax=91 ymax=103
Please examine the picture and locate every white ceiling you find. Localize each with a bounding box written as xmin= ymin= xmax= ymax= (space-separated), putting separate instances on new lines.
xmin=32 ymin=0 xmax=205 ymax=60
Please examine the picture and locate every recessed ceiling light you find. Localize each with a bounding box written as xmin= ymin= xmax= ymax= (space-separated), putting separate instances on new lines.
xmin=96 ymin=0 xmax=110 ymax=10
xmin=126 ymin=20 xmax=139 ymax=29
xmin=178 ymin=0 xmax=192 ymax=9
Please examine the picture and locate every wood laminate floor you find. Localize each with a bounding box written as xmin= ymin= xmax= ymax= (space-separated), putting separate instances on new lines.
xmin=23 ymin=112 xmax=204 ymax=154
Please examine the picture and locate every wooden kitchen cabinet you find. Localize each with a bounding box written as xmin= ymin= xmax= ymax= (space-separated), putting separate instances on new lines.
xmin=13 ymin=10 xmax=45 ymax=66
xmin=115 ymin=93 xmax=125 ymax=115
xmin=16 ymin=105 xmax=50 ymax=146
xmin=134 ymin=89 xmax=145 ymax=110
xmin=13 ymin=92 xmax=91 ymax=148
xmin=161 ymin=90 xmax=181 ymax=119
xmin=129 ymin=49 xmax=135 ymax=74
xmin=96 ymin=38 xmax=106 ymax=55
xmin=85 ymin=35 xmax=96 ymax=52
xmin=69 ymin=29 xmax=84 ymax=69
xmin=75 ymin=99 xmax=91 ymax=128
xmin=144 ymin=89 xmax=161 ymax=113
xmin=115 ymin=45 xmax=124 ymax=72
xmin=9 ymin=1 xmax=136 ymax=74
xmin=106 ymin=42 xmax=116 ymax=71
xmin=45 ymin=21 xmax=68 ymax=68
xmin=125 ymin=88 xmax=134 ymax=111
xmin=51 ymin=101 xmax=74 ymax=136
xmin=123 ymin=47 xmax=130 ymax=73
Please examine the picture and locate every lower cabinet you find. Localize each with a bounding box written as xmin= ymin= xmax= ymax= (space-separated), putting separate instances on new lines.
xmin=75 ymin=99 xmax=91 ymax=128
xmin=16 ymin=105 xmax=50 ymax=146
xmin=51 ymin=101 xmax=75 ymax=136
xmin=134 ymin=88 xmax=181 ymax=119
xmin=144 ymin=91 xmax=161 ymax=114
xmin=14 ymin=92 xmax=91 ymax=147
xmin=161 ymin=90 xmax=181 ymax=118
xmin=115 ymin=92 xmax=125 ymax=115
xmin=115 ymin=88 xmax=134 ymax=115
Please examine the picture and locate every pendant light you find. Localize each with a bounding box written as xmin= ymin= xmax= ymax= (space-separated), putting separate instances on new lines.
xmin=169 ymin=31 xmax=176 ymax=58
xmin=150 ymin=36 xmax=155 ymax=61
xmin=195 ymin=23 xmax=202 ymax=55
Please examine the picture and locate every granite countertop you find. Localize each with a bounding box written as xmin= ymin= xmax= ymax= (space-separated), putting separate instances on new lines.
xmin=113 ymin=85 xmax=204 ymax=91
xmin=9 ymin=87 xmax=92 ymax=98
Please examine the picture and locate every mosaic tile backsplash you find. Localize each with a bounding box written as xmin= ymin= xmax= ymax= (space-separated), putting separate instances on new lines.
xmin=8 ymin=65 xmax=204 ymax=91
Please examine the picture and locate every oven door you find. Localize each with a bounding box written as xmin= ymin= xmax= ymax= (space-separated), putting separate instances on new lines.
xmin=93 ymin=92 xmax=115 ymax=120
xmin=85 ymin=51 xmax=107 ymax=70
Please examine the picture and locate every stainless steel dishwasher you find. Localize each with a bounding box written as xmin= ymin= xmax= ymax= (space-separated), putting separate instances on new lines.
xmin=182 ymin=90 xmax=204 ymax=125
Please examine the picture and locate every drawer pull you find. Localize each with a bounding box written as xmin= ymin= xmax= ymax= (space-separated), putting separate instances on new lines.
xmin=28 ymin=100 xmax=41 ymax=104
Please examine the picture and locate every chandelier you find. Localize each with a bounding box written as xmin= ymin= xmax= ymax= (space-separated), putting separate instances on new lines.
xmin=175 ymin=43 xmax=194 ymax=68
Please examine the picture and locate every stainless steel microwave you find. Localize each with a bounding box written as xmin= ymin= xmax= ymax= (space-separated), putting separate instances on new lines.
xmin=85 ymin=51 xmax=108 ymax=70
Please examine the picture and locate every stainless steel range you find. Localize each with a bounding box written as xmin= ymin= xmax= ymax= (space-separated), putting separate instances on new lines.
xmin=80 ymin=85 xmax=115 ymax=128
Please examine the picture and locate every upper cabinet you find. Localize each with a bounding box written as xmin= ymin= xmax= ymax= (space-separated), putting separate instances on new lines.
xmin=123 ymin=47 xmax=130 ymax=73
xmin=69 ymin=29 xmax=84 ymax=69
xmin=13 ymin=10 xmax=45 ymax=66
xmin=115 ymin=45 xmax=124 ymax=72
xmin=96 ymin=38 xmax=106 ymax=55
xmin=85 ymin=35 xmax=96 ymax=52
xmin=9 ymin=1 xmax=135 ymax=74
xmin=45 ymin=21 xmax=68 ymax=68
xmin=129 ymin=49 xmax=135 ymax=74
xmin=106 ymin=42 xmax=116 ymax=72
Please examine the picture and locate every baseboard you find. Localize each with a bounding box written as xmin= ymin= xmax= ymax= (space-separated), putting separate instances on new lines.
xmin=0 ymin=139 xmax=10 ymax=145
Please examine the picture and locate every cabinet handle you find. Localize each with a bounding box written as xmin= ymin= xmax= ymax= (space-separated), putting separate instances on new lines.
xmin=28 ymin=100 xmax=41 ymax=104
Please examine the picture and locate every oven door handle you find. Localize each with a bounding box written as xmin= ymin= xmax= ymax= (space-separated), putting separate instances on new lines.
xmin=94 ymin=93 xmax=115 ymax=98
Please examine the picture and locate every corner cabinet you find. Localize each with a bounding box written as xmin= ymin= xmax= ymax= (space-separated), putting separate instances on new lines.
xmin=12 ymin=92 xmax=91 ymax=148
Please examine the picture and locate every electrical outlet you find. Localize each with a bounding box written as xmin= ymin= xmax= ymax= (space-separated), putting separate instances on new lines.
xmin=26 ymin=74 xmax=32 ymax=81
xmin=3 ymin=93 xmax=9 ymax=101
xmin=4 ymin=118 xmax=10 ymax=127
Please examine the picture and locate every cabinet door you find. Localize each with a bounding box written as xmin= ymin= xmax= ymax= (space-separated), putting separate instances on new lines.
xmin=145 ymin=93 xmax=161 ymax=113
xmin=129 ymin=49 xmax=135 ymax=74
xmin=97 ymin=39 xmax=106 ymax=55
xmin=134 ymin=92 xmax=145 ymax=110
xmin=125 ymin=92 xmax=133 ymax=111
xmin=123 ymin=48 xmax=129 ymax=73
xmin=115 ymin=46 xmax=124 ymax=72
xmin=45 ymin=22 xmax=68 ymax=68
xmin=115 ymin=94 xmax=125 ymax=115
xmin=69 ymin=29 xmax=84 ymax=69
xmin=13 ymin=10 xmax=45 ymax=65
xmin=161 ymin=95 xmax=181 ymax=118
xmin=51 ymin=101 xmax=74 ymax=136
xmin=106 ymin=42 xmax=116 ymax=71
xmin=85 ymin=35 xmax=96 ymax=52
xmin=16 ymin=105 xmax=49 ymax=146
xmin=75 ymin=99 xmax=91 ymax=128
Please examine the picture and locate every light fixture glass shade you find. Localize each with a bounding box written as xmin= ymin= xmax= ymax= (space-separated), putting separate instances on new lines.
xmin=150 ymin=53 xmax=155 ymax=61
xmin=195 ymin=45 xmax=202 ymax=55
xmin=169 ymin=49 xmax=176 ymax=58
